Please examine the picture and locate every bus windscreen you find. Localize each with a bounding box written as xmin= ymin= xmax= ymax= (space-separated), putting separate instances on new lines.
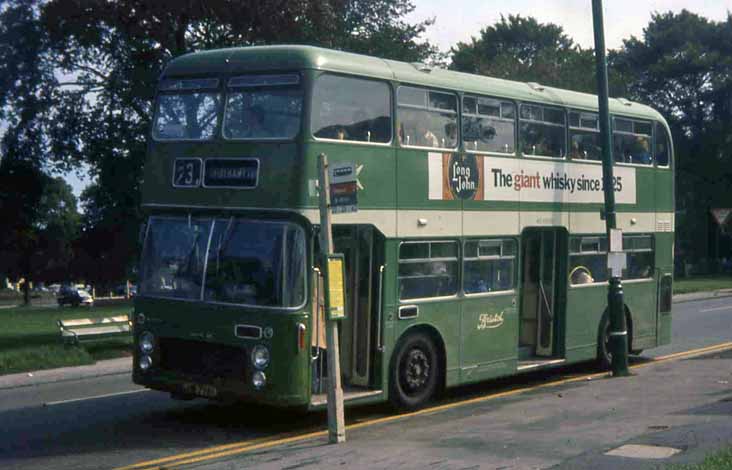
xmin=139 ymin=217 xmax=306 ymax=308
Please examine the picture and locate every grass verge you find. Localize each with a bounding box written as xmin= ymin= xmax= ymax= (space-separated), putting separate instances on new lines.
xmin=674 ymin=276 xmax=732 ymax=295
xmin=668 ymin=447 xmax=732 ymax=469
xmin=0 ymin=304 xmax=133 ymax=375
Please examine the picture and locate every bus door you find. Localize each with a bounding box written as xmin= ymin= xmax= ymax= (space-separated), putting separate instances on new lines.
xmin=333 ymin=226 xmax=377 ymax=388
xmin=520 ymin=229 xmax=565 ymax=358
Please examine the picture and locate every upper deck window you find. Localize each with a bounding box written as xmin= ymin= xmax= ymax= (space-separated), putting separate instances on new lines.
xmin=569 ymin=110 xmax=601 ymax=161
xmin=462 ymin=96 xmax=515 ymax=154
xmin=153 ymin=78 xmax=221 ymax=141
xmin=224 ymin=74 xmax=302 ymax=140
xmin=654 ymin=122 xmax=671 ymax=167
xmin=312 ymin=74 xmax=391 ymax=143
xmin=520 ymin=104 xmax=566 ymax=158
xmin=398 ymin=86 xmax=458 ymax=149
xmin=612 ymin=117 xmax=652 ymax=165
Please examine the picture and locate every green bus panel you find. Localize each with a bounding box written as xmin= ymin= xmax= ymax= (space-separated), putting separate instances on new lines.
xmin=623 ymin=280 xmax=659 ymax=348
xmin=143 ymin=142 xmax=310 ymax=210
xmin=133 ymin=297 xmax=312 ymax=407
xmin=304 ymin=142 xmax=397 ymax=209
xmin=460 ymin=293 xmax=518 ymax=383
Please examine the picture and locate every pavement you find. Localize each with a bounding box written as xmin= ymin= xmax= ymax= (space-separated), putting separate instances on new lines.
xmin=187 ymin=346 xmax=732 ymax=470
xmin=672 ymin=288 xmax=732 ymax=304
xmin=0 ymin=357 xmax=131 ymax=391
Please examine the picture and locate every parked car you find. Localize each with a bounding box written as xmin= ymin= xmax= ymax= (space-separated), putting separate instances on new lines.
xmin=57 ymin=286 xmax=94 ymax=307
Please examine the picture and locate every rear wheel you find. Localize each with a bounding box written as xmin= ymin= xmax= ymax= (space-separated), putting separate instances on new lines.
xmin=389 ymin=332 xmax=440 ymax=410
xmin=597 ymin=315 xmax=612 ymax=369
xmin=597 ymin=313 xmax=633 ymax=369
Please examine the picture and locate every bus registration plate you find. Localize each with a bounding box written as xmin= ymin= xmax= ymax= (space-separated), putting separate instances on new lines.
xmin=182 ymin=382 xmax=218 ymax=398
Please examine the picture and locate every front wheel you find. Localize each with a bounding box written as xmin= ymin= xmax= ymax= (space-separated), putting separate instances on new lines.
xmin=389 ymin=332 xmax=440 ymax=410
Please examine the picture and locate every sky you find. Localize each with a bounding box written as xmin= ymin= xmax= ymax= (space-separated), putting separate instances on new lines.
xmin=407 ymin=0 xmax=732 ymax=50
xmin=62 ymin=0 xmax=731 ymax=199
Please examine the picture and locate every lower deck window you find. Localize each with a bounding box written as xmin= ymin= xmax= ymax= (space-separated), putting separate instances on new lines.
xmin=399 ymin=241 xmax=458 ymax=299
xmin=463 ymin=239 xmax=516 ymax=293
xmin=569 ymin=234 xmax=654 ymax=285
xmin=623 ymin=235 xmax=654 ymax=279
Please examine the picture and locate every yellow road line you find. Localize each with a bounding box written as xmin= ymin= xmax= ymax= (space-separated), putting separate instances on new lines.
xmin=162 ymin=430 xmax=328 ymax=468
xmin=116 ymin=341 xmax=732 ymax=470
xmin=651 ymin=342 xmax=732 ymax=362
xmin=113 ymin=436 xmax=276 ymax=470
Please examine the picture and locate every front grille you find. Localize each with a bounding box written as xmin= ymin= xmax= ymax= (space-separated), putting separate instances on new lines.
xmin=159 ymin=338 xmax=246 ymax=380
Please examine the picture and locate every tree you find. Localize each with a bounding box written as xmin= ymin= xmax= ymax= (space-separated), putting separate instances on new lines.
xmin=27 ymin=0 xmax=438 ymax=285
xmin=0 ymin=164 xmax=80 ymax=302
xmin=450 ymin=14 xmax=627 ymax=96
xmin=615 ymin=10 xmax=732 ymax=262
xmin=0 ymin=0 xmax=70 ymax=304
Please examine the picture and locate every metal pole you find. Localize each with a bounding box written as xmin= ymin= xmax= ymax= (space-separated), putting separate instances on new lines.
xmin=592 ymin=0 xmax=630 ymax=376
xmin=317 ymin=153 xmax=346 ymax=443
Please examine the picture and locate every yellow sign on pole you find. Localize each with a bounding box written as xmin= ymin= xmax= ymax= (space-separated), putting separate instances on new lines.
xmin=326 ymin=254 xmax=346 ymax=320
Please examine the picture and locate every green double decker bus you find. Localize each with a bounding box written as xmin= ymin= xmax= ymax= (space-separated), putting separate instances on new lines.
xmin=133 ymin=45 xmax=674 ymax=410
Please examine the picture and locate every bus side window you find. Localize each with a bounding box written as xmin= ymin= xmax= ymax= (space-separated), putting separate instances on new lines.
xmin=568 ymin=110 xmax=602 ymax=161
xmin=398 ymin=241 xmax=458 ymax=300
xmin=654 ymin=122 xmax=671 ymax=167
xmin=397 ymin=86 xmax=458 ymax=149
xmin=311 ymin=74 xmax=391 ymax=143
xmin=463 ymin=96 xmax=515 ymax=154
xmin=612 ymin=118 xmax=652 ymax=165
xmin=569 ymin=236 xmax=608 ymax=285
xmin=623 ymin=235 xmax=654 ymax=280
xmin=463 ymin=239 xmax=516 ymax=294
xmin=519 ymin=104 xmax=566 ymax=158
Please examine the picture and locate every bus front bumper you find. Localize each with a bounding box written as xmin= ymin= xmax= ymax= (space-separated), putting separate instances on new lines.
xmin=133 ymin=369 xmax=309 ymax=408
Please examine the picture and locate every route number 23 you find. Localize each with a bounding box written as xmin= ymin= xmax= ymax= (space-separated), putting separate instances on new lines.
xmin=173 ymin=159 xmax=201 ymax=187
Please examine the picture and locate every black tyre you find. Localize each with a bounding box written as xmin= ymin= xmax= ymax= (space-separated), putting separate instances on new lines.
xmin=597 ymin=313 xmax=632 ymax=369
xmin=389 ymin=331 xmax=440 ymax=410
xmin=597 ymin=315 xmax=612 ymax=369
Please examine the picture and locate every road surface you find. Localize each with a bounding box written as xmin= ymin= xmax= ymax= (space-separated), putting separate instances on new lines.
xmin=0 ymin=296 xmax=730 ymax=470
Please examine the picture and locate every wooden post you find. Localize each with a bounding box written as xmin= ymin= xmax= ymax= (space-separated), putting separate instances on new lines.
xmin=317 ymin=153 xmax=346 ymax=443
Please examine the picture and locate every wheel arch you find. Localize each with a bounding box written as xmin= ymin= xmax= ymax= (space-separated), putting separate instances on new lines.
xmin=392 ymin=323 xmax=447 ymax=391
xmin=598 ymin=304 xmax=635 ymax=351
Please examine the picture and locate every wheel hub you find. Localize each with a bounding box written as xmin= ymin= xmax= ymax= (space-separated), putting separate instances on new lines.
xmin=404 ymin=349 xmax=430 ymax=390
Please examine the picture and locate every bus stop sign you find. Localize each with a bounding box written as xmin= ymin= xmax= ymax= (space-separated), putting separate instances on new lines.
xmin=329 ymin=162 xmax=358 ymax=213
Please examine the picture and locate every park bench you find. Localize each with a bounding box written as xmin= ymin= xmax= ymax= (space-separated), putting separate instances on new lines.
xmin=58 ymin=315 xmax=132 ymax=344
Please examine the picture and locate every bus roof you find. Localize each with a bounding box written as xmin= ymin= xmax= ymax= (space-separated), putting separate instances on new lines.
xmin=162 ymin=45 xmax=664 ymax=122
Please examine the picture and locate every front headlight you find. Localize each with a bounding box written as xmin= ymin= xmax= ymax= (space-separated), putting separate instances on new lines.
xmin=139 ymin=331 xmax=155 ymax=354
xmin=252 ymin=371 xmax=266 ymax=389
xmin=139 ymin=355 xmax=152 ymax=371
xmin=251 ymin=344 xmax=270 ymax=370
